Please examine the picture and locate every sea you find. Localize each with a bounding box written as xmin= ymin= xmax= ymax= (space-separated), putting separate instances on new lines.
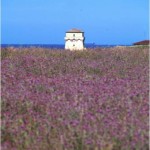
xmin=1 ymin=44 xmax=130 ymax=49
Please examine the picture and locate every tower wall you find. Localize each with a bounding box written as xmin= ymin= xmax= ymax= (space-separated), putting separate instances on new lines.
xmin=65 ymin=32 xmax=85 ymax=50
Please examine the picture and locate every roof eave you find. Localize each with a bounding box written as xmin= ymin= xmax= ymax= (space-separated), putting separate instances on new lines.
xmin=66 ymin=31 xmax=84 ymax=33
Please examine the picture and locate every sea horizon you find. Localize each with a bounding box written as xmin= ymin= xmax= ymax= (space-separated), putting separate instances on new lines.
xmin=1 ymin=43 xmax=132 ymax=49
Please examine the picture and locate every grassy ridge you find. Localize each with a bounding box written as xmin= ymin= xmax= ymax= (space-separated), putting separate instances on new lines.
xmin=1 ymin=47 xmax=149 ymax=150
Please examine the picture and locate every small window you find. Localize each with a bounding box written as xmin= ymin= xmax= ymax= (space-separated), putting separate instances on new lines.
xmin=73 ymin=34 xmax=75 ymax=37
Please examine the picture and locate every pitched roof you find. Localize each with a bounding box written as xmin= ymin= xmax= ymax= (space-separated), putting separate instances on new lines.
xmin=66 ymin=28 xmax=84 ymax=33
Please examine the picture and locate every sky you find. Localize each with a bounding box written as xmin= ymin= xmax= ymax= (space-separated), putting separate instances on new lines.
xmin=1 ymin=0 xmax=149 ymax=45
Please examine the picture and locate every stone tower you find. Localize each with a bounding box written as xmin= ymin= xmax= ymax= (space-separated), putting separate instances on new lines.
xmin=64 ymin=28 xmax=85 ymax=50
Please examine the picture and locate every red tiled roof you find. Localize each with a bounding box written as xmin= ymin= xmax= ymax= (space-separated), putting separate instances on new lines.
xmin=66 ymin=28 xmax=83 ymax=33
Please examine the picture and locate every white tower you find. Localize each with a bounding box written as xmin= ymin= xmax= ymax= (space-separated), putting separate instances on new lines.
xmin=64 ymin=28 xmax=85 ymax=50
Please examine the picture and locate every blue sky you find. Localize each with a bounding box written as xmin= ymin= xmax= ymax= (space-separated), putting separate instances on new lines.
xmin=1 ymin=0 xmax=149 ymax=45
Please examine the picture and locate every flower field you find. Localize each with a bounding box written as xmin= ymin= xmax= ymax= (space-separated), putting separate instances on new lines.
xmin=1 ymin=47 xmax=149 ymax=150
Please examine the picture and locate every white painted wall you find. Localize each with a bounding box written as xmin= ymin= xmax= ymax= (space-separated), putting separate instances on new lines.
xmin=65 ymin=32 xmax=85 ymax=50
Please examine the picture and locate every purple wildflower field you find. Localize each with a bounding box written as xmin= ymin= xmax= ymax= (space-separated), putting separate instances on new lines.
xmin=1 ymin=47 xmax=149 ymax=150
